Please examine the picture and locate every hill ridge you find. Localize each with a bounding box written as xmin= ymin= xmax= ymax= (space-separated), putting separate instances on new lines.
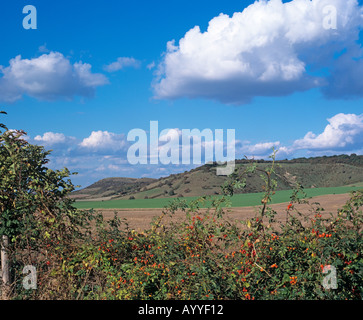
xmin=71 ymin=154 xmax=363 ymax=201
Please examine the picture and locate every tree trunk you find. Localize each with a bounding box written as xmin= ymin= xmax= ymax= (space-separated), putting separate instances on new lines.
xmin=1 ymin=235 xmax=10 ymax=299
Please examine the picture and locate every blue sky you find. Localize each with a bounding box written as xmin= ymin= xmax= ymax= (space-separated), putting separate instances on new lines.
xmin=1 ymin=0 xmax=363 ymax=188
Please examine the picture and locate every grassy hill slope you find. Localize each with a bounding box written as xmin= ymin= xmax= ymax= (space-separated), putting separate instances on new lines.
xmin=73 ymin=154 xmax=363 ymax=201
xmin=70 ymin=177 xmax=155 ymax=200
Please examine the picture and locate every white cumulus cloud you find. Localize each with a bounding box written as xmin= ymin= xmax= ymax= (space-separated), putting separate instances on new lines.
xmin=153 ymin=0 xmax=363 ymax=104
xmin=242 ymin=141 xmax=281 ymax=156
xmin=34 ymin=132 xmax=67 ymax=145
xmin=79 ymin=130 xmax=128 ymax=153
xmin=293 ymin=113 xmax=363 ymax=151
xmin=0 ymin=51 xmax=108 ymax=102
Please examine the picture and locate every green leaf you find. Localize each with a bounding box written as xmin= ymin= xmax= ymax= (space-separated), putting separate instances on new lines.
xmin=282 ymin=273 xmax=290 ymax=283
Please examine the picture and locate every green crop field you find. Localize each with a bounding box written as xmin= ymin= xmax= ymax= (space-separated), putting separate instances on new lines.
xmin=74 ymin=184 xmax=363 ymax=209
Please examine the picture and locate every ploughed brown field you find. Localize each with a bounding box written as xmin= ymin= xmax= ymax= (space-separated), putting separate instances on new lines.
xmin=98 ymin=193 xmax=351 ymax=232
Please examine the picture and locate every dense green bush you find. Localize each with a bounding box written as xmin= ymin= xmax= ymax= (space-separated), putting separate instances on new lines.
xmin=0 ymin=119 xmax=98 ymax=299
xmin=74 ymin=191 xmax=361 ymax=300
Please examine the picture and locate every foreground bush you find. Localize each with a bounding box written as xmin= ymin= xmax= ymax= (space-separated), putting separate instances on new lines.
xmin=69 ymin=189 xmax=361 ymax=300
xmin=8 ymin=183 xmax=361 ymax=300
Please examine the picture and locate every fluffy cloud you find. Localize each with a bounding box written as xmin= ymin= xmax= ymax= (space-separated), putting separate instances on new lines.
xmin=103 ymin=57 xmax=141 ymax=72
xmin=79 ymin=130 xmax=129 ymax=153
xmin=241 ymin=141 xmax=281 ymax=156
xmin=0 ymin=51 xmax=108 ymax=102
xmin=156 ymin=127 xmax=238 ymax=164
xmin=153 ymin=0 xmax=363 ymax=104
xmin=235 ymin=141 xmax=292 ymax=160
xmin=293 ymin=113 xmax=363 ymax=151
xmin=238 ymin=113 xmax=363 ymax=158
xmin=34 ymin=132 xmax=67 ymax=145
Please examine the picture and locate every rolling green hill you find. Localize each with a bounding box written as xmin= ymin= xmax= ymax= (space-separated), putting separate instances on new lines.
xmin=72 ymin=154 xmax=363 ymax=202
xmin=70 ymin=177 xmax=155 ymax=200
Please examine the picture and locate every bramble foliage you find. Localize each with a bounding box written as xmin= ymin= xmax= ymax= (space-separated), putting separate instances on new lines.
xmin=56 ymin=187 xmax=362 ymax=300
xmin=0 ymin=116 xmax=362 ymax=300
xmin=0 ymin=114 xmax=98 ymax=299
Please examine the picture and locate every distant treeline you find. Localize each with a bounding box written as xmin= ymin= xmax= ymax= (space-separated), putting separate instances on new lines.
xmin=231 ymin=154 xmax=363 ymax=167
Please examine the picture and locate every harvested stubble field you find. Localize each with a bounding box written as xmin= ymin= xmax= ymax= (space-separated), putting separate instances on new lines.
xmin=98 ymin=193 xmax=352 ymax=232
